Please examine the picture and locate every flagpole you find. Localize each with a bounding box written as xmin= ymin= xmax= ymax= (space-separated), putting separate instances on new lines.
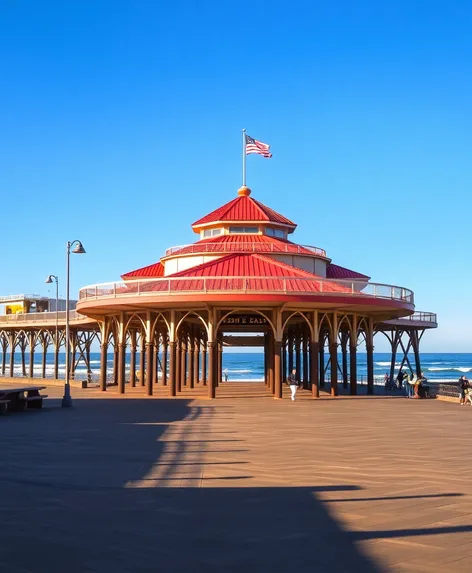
xmin=242 ymin=128 xmax=246 ymax=186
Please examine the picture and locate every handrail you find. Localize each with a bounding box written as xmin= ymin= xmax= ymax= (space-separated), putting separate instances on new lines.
xmin=164 ymin=242 xmax=328 ymax=258
xmin=77 ymin=277 xmax=414 ymax=304
xmin=384 ymin=312 xmax=437 ymax=324
xmin=0 ymin=310 xmax=86 ymax=324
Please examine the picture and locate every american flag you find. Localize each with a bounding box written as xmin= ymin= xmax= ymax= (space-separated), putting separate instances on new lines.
xmin=245 ymin=134 xmax=272 ymax=158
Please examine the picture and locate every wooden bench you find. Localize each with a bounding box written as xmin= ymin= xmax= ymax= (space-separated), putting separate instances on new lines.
xmin=0 ymin=386 xmax=47 ymax=413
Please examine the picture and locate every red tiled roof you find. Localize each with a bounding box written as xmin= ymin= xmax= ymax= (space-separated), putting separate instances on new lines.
xmin=121 ymin=261 xmax=165 ymax=280
xmin=165 ymin=234 xmax=320 ymax=257
xmin=192 ymin=196 xmax=296 ymax=227
xmin=159 ymin=253 xmax=351 ymax=293
xmin=326 ymin=263 xmax=370 ymax=280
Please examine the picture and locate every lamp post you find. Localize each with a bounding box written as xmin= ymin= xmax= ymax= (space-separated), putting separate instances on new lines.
xmin=45 ymin=274 xmax=59 ymax=378
xmin=63 ymin=240 xmax=86 ymax=408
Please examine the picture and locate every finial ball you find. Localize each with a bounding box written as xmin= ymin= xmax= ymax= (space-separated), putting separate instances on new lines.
xmin=237 ymin=186 xmax=251 ymax=197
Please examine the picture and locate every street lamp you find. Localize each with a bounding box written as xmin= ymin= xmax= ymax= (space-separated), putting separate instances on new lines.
xmin=63 ymin=240 xmax=86 ymax=408
xmin=45 ymin=274 xmax=59 ymax=378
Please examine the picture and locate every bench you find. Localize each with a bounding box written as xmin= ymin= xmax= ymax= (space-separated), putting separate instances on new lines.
xmin=0 ymin=397 xmax=11 ymax=415
xmin=0 ymin=386 xmax=47 ymax=413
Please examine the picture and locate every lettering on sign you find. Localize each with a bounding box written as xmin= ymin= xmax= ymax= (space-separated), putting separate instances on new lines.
xmin=222 ymin=315 xmax=268 ymax=326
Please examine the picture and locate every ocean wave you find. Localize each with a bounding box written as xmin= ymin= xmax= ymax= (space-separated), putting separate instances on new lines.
xmin=226 ymin=369 xmax=253 ymax=374
xmin=428 ymin=367 xmax=472 ymax=373
xmin=375 ymin=362 xmax=404 ymax=367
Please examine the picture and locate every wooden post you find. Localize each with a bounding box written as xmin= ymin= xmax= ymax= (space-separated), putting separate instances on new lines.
xmin=175 ymin=338 xmax=181 ymax=392
xmin=118 ymin=343 xmax=126 ymax=394
xmin=302 ymin=333 xmax=308 ymax=389
xmin=288 ymin=333 xmax=294 ymax=374
xmin=341 ymin=332 xmax=348 ymax=389
xmin=208 ymin=341 xmax=216 ymax=399
xmin=9 ymin=334 xmax=15 ymax=377
xmin=193 ymin=339 xmax=199 ymax=387
xmin=168 ymin=340 xmax=176 ymax=396
xmin=350 ymin=341 xmax=357 ymax=395
xmin=330 ymin=341 xmax=338 ymax=396
xmin=100 ymin=341 xmax=108 ymax=391
xmin=319 ymin=334 xmax=325 ymax=388
xmin=188 ymin=333 xmax=195 ymax=389
xmin=146 ymin=342 xmax=153 ymax=396
xmin=217 ymin=342 xmax=223 ymax=387
xmin=181 ymin=337 xmax=187 ymax=388
xmin=310 ymin=341 xmax=320 ymax=398
xmin=41 ymin=340 xmax=47 ymax=379
xmin=202 ymin=341 xmax=207 ymax=385
xmin=28 ymin=333 xmax=35 ymax=378
xmin=129 ymin=330 xmax=137 ymax=387
xmin=162 ymin=339 xmax=168 ymax=386
xmin=367 ymin=341 xmax=374 ymax=395
xmin=295 ymin=331 xmax=301 ymax=381
xmin=282 ymin=337 xmax=287 ymax=384
xmin=274 ymin=340 xmax=282 ymax=399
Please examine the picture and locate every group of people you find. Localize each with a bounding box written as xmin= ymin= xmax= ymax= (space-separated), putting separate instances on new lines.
xmin=384 ymin=370 xmax=428 ymax=398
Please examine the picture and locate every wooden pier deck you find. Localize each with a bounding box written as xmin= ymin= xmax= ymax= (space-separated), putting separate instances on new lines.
xmin=0 ymin=380 xmax=471 ymax=572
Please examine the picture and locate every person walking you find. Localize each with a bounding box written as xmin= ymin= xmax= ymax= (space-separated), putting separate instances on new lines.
xmin=459 ymin=375 xmax=469 ymax=405
xmin=409 ymin=372 xmax=417 ymax=398
xmin=288 ymin=368 xmax=300 ymax=401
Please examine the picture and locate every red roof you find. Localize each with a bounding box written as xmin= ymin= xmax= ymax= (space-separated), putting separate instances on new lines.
xmin=156 ymin=253 xmax=352 ymax=293
xmin=121 ymin=261 xmax=165 ymax=280
xmin=165 ymin=234 xmax=324 ymax=257
xmin=326 ymin=263 xmax=370 ymax=280
xmin=192 ymin=195 xmax=296 ymax=228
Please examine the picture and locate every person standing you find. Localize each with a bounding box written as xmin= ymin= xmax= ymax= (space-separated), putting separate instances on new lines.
xmin=288 ymin=368 xmax=299 ymax=401
xmin=409 ymin=372 xmax=417 ymax=398
xmin=459 ymin=375 xmax=469 ymax=405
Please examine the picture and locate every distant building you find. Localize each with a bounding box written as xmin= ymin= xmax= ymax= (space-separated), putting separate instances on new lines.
xmin=0 ymin=294 xmax=77 ymax=315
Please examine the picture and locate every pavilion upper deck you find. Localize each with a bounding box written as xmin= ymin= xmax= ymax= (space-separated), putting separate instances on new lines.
xmin=164 ymin=242 xmax=327 ymax=258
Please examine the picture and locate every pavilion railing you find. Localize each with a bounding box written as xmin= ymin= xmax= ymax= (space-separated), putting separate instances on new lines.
xmin=0 ymin=310 xmax=85 ymax=324
xmin=384 ymin=312 xmax=437 ymax=324
xmin=78 ymin=277 xmax=414 ymax=304
xmin=164 ymin=242 xmax=327 ymax=257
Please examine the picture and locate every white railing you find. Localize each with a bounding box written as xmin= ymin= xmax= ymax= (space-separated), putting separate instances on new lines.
xmin=384 ymin=312 xmax=437 ymax=325
xmin=78 ymin=277 xmax=414 ymax=304
xmin=164 ymin=242 xmax=327 ymax=257
xmin=0 ymin=310 xmax=86 ymax=324
xmin=0 ymin=293 xmax=46 ymax=303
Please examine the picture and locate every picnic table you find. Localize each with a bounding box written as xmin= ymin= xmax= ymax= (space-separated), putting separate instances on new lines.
xmin=0 ymin=386 xmax=48 ymax=414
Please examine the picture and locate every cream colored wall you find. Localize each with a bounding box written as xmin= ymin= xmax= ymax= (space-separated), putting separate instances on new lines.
xmin=164 ymin=255 xmax=222 ymax=276
xmin=269 ymin=254 xmax=327 ymax=277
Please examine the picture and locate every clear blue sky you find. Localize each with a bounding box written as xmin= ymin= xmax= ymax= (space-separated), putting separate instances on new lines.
xmin=1 ymin=1 xmax=471 ymax=352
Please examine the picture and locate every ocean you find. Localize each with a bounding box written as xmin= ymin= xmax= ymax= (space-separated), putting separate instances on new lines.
xmin=3 ymin=352 xmax=471 ymax=385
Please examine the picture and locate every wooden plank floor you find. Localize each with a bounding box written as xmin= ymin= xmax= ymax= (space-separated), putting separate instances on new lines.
xmin=0 ymin=380 xmax=470 ymax=572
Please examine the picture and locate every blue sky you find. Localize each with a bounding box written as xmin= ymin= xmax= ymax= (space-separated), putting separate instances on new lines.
xmin=1 ymin=1 xmax=471 ymax=352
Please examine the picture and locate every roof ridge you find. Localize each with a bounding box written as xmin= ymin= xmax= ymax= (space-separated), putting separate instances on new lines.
xmin=251 ymin=197 xmax=296 ymax=226
xmin=247 ymin=196 xmax=270 ymax=221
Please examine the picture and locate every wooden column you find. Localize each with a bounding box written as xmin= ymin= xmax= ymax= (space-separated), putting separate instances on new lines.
xmin=310 ymin=341 xmax=320 ymax=398
xmin=113 ymin=345 xmax=118 ymax=385
xmin=193 ymin=339 xmax=199 ymax=387
xmin=188 ymin=334 xmax=195 ymax=389
xmin=41 ymin=341 xmax=47 ymax=379
xmin=217 ymin=342 xmax=223 ymax=387
xmin=302 ymin=333 xmax=308 ymax=389
xmin=264 ymin=334 xmax=269 ymax=385
xmin=341 ymin=332 xmax=349 ymax=389
xmin=207 ymin=341 xmax=216 ymax=399
xmin=118 ymin=343 xmax=126 ymax=394
xmin=146 ymin=342 xmax=153 ymax=396
xmin=21 ymin=343 xmax=26 ymax=377
xmin=202 ymin=342 xmax=207 ymax=385
xmin=175 ymin=338 xmax=181 ymax=392
xmin=350 ymin=340 xmax=358 ymax=396
xmin=274 ymin=340 xmax=282 ymax=399
xmin=282 ymin=337 xmax=287 ymax=384
xmin=367 ymin=342 xmax=374 ymax=395
xmin=28 ymin=333 xmax=35 ymax=378
xmin=53 ymin=333 xmax=59 ymax=379
xmin=162 ymin=340 xmax=168 ymax=386
xmin=268 ymin=333 xmax=275 ymax=394
xmin=129 ymin=330 xmax=137 ymax=387
xmin=319 ymin=335 xmax=325 ymax=388
xmin=168 ymin=341 xmax=176 ymax=396
xmin=288 ymin=333 xmax=294 ymax=374
xmin=295 ymin=331 xmax=301 ymax=380
xmin=139 ymin=333 xmax=145 ymax=386
xmin=180 ymin=337 xmax=187 ymax=388
xmin=99 ymin=341 xmax=108 ymax=391
xmin=330 ymin=341 xmax=338 ymax=397
xmin=152 ymin=338 xmax=159 ymax=386
xmin=1 ymin=339 xmax=7 ymax=376
xmin=9 ymin=335 xmax=15 ymax=377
